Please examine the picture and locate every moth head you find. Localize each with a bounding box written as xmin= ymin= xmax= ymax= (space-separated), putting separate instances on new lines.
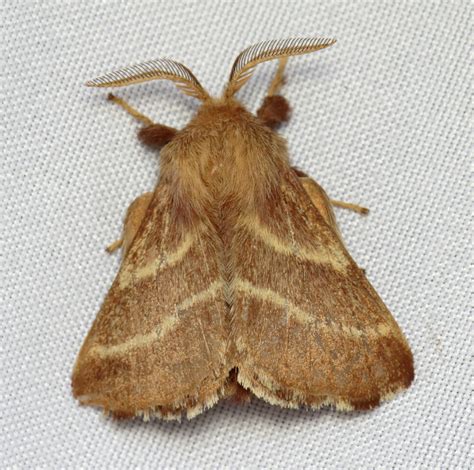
xmin=85 ymin=37 xmax=336 ymax=104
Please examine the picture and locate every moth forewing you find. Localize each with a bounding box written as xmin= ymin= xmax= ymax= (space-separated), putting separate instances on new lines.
xmin=72 ymin=184 xmax=231 ymax=420
xmin=73 ymin=36 xmax=413 ymax=421
xmin=232 ymin=170 xmax=414 ymax=411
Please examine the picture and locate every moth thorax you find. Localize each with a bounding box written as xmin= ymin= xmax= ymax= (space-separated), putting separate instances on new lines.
xmin=195 ymin=100 xmax=287 ymax=203
xmin=161 ymin=99 xmax=288 ymax=227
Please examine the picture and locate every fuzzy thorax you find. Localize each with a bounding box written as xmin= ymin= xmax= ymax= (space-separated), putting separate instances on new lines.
xmin=159 ymin=98 xmax=289 ymax=228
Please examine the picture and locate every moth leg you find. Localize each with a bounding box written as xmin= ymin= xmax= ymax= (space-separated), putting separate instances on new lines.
xmin=107 ymin=93 xmax=154 ymax=126
xmin=106 ymin=192 xmax=154 ymax=256
xmin=299 ymin=175 xmax=368 ymax=273
xmin=256 ymin=58 xmax=291 ymax=129
xmin=295 ymin=167 xmax=368 ymax=215
xmin=330 ymin=199 xmax=369 ymax=215
xmin=299 ymin=176 xmax=342 ymax=237
xmin=267 ymin=57 xmax=288 ymax=96
xmin=105 ymin=239 xmax=123 ymax=254
xmin=108 ymin=93 xmax=178 ymax=148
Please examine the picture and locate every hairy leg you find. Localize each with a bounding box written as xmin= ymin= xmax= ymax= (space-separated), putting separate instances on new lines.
xmin=106 ymin=192 xmax=154 ymax=256
xmin=256 ymin=59 xmax=291 ymax=128
xmin=108 ymin=93 xmax=177 ymax=148
xmin=296 ymin=171 xmax=368 ymax=247
xmin=330 ymin=199 xmax=369 ymax=214
xmin=298 ymin=176 xmax=343 ymax=239
xmin=295 ymin=168 xmax=368 ymax=215
xmin=297 ymin=171 xmax=368 ymax=273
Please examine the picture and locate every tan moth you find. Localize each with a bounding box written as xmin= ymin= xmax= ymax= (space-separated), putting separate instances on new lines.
xmin=72 ymin=37 xmax=414 ymax=420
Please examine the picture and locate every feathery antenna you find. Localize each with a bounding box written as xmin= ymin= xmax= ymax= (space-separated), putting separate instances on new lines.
xmin=86 ymin=58 xmax=209 ymax=101
xmin=226 ymin=37 xmax=336 ymax=97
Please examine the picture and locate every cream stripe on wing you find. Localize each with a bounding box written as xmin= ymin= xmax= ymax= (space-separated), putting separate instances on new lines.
xmin=239 ymin=215 xmax=349 ymax=272
xmin=89 ymin=280 xmax=223 ymax=357
xmin=118 ymin=231 xmax=195 ymax=289
xmin=235 ymin=278 xmax=310 ymax=324
xmin=234 ymin=278 xmax=393 ymax=340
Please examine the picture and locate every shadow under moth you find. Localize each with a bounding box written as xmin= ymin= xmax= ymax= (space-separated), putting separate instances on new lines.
xmin=72 ymin=37 xmax=414 ymax=421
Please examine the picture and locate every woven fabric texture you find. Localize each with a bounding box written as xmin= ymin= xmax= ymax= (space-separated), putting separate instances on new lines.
xmin=1 ymin=1 xmax=471 ymax=468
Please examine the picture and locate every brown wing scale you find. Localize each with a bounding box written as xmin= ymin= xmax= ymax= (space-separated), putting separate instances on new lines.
xmin=72 ymin=183 xmax=231 ymax=420
xmin=232 ymin=169 xmax=414 ymax=410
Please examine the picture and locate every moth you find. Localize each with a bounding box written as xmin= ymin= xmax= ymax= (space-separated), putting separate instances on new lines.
xmin=72 ymin=37 xmax=414 ymax=421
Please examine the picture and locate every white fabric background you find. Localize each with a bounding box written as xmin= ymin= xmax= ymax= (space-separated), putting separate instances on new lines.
xmin=1 ymin=1 xmax=471 ymax=468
